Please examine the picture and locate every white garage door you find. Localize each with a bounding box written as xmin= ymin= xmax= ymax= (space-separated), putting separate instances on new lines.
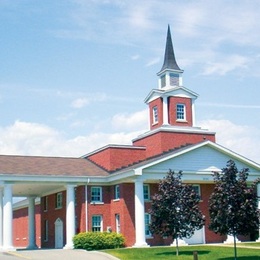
xmin=183 ymin=227 xmax=204 ymax=244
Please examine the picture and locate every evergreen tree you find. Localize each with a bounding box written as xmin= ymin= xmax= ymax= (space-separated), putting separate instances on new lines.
xmin=209 ymin=160 xmax=260 ymax=260
xmin=149 ymin=170 xmax=205 ymax=255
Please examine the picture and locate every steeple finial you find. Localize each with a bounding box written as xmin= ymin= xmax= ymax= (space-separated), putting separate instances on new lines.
xmin=158 ymin=25 xmax=181 ymax=73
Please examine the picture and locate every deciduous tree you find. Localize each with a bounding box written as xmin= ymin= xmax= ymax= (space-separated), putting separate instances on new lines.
xmin=209 ymin=160 xmax=260 ymax=260
xmin=149 ymin=170 xmax=205 ymax=255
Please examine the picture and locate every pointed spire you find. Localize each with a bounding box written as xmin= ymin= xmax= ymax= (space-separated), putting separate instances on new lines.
xmin=158 ymin=25 xmax=181 ymax=73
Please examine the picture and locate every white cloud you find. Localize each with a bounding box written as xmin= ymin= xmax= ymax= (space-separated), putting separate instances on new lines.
xmin=0 ymin=118 xmax=259 ymax=167
xmin=146 ymin=57 xmax=160 ymax=67
xmin=199 ymin=119 xmax=260 ymax=163
xmin=202 ymin=55 xmax=249 ymax=76
xmin=0 ymin=120 xmax=143 ymax=157
xmin=111 ymin=109 xmax=148 ymax=131
xmin=71 ymin=97 xmax=89 ymax=108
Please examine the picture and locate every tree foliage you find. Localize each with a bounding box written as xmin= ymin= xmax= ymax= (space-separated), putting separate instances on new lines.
xmin=209 ymin=160 xmax=259 ymax=237
xmin=149 ymin=170 xmax=205 ymax=254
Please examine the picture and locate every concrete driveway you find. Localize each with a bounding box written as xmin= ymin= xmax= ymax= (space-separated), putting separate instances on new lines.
xmin=0 ymin=249 xmax=120 ymax=260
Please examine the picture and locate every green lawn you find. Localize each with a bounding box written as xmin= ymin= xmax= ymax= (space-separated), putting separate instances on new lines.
xmin=103 ymin=244 xmax=260 ymax=260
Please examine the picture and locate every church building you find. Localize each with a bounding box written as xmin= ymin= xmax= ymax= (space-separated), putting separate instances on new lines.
xmin=0 ymin=26 xmax=259 ymax=250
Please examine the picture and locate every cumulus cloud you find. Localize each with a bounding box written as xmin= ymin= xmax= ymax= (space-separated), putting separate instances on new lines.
xmin=71 ymin=97 xmax=89 ymax=108
xmin=111 ymin=109 xmax=148 ymax=131
xmin=199 ymin=119 xmax=260 ymax=163
xmin=0 ymin=119 xmax=144 ymax=157
xmin=0 ymin=118 xmax=259 ymax=165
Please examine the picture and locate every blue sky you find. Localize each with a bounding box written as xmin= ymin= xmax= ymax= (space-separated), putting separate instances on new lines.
xmin=0 ymin=0 xmax=259 ymax=164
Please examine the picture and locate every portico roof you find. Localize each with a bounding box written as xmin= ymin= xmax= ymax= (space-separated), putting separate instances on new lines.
xmin=0 ymin=154 xmax=108 ymax=177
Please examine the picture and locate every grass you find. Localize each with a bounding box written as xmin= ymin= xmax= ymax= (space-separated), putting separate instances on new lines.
xmin=103 ymin=243 xmax=260 ymax=260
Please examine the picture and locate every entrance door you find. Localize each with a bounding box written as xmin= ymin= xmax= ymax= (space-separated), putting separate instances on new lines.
xmin=55 ymin=218 xmax=63 ymax=248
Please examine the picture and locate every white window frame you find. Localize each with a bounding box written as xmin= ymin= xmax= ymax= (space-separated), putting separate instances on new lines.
xmin=92 ymin=215 xmax=103 ymax=232
xmin=145 ymin=213 xmax=152 ymax=237
xmin=152 ymin=106 xmax=158 ymax=124
xmin=143 ymin=184 xmax=150 ymax=201
xmin=114 ymin=185 xmax=120 ymax=200
xmin=91 ymin=187 xmax=102 ymax=202
xmin=115 ymin=214 xmax=120 ymax=234
xmin=176 ymin=103 xmax=186 ymax=121
xmin=55 ymin=192 xmax=62 ymax=209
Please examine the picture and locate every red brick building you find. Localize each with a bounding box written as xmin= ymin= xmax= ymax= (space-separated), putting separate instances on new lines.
xmin=0 ymin=26 xmax=259 ymax=250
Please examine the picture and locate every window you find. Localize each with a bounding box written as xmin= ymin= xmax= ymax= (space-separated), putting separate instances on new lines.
xmin=43 ymin=196 xmax=48 ymax=212
xmin=161 ymin=75 xmax=166 ymax=87
xmin=55 ymin=192 xmax=62 ymax=209
xmin=115 ymin=214 xmax=120 ymax=234
xmin=170 ymin=73 xmax=179 ymax=86
xmin=143 ymin=184 xmax=150 ymax=200
xmin=92 ymin=215 xmax=102 ymax=232
xmin=176 ymin=104 xmax=186 ymax=120
xmin=44 ymin=220 xmax=48 ymax=241
xmin=145 ymin=213 xmax=151 ymax=236
xmin=152 ymin=106 xmax=158 ymax=124
xmin=91 ymin=187 xmax=102 ymax=202
xmin=114 ymin=185 xmax=120 ymax=200
xmin=193 ymin=185 xmax=201 ymax=200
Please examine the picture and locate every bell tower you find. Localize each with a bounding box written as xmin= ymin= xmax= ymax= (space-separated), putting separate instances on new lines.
xmin=144 ymin=25 xmax=198 ymax=130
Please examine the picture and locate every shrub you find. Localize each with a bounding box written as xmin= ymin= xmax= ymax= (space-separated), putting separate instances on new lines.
xmin=73 ymin=232 xmax=125 ymax=251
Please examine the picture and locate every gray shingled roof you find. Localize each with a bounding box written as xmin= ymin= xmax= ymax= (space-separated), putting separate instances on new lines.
xmin=158 ymin=25 xmax=181 ymax=73
xmin=0 ymin=155 xmax=108 ymax=177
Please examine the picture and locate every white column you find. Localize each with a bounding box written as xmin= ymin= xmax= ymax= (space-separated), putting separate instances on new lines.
xmin=64 ymin=184 xmax=75 ymax=249
xmin=133 ymin=179 xmax=149 ymax=247
xmin=191 ymin=99 xmax=196 ymax=126
xmin=27 ymin=197 xmax=37 ymax=249
xmin=162 ymin=96 xmax=169 ymax=125
xmin=257 ymin=184 xmax=260 ymax=242
xmin=0 ymin=188 xmax=3 ymax=249
xmin=3 ymin=184 xmax=14 ymax=251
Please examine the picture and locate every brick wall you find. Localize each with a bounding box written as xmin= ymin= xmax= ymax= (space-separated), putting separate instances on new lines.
xmin=168 ymin=96 xmax=193 ymax=126
xmin=87 ymin=147 xmax=146 ymax=172
xmin=149 ymin=98 xmax=163 ymax=130
xmin=133 ymin=131 xmax=216 ymax=158
xmin=13 ymin=203 xmax=41 ymax=248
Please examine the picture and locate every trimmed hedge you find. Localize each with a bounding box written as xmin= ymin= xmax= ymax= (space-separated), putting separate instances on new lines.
xmin=73 ymin=232 xmax=125 ymax=251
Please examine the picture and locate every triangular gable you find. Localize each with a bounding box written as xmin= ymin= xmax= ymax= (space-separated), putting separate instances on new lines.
xmin=144 ymin=86 xmax=198 ymax=104
xmin=138 ymin=141 xmax=260 ymax=180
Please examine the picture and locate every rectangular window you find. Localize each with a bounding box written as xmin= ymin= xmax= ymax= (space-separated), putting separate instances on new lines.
xmin=152 ymin=106 xmax=158 ymax=124
xmin=43 ymin=196 xmax=48 ymax=212
xmin=161 ymin=75 xmax=166 ymax=87
xmin=143 ymin=184 xmax=150 ymax=200
xmin=193 ymin=185 xmax=201 ymax=200
xmin=115 ymin=214 xmax=120 ymax=234
xmin=114 ymin=185 xmax=120 ymax=200
xmin=170 ymin=73 xmax=179 ymax=86
xmin=92 ymin=215 xmax=102 ymax=232
xmin=44 ymin=220 xmax=48 ymax=241
xmin=55 ymin=192 xmax=62 ymax=209
xmin=91 ymin=187 xmax=102 ymax=202
xmin=176 ymin=104 xmax=186 ymax=120
xmin=145 ymin=213 xmax=151 ymax=236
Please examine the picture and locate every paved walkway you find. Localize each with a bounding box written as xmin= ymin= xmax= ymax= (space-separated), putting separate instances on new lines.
xmin=0 ymin=249 xmax=120 ymax=260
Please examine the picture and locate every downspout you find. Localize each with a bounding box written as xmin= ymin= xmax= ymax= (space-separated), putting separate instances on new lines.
xmin=85 ymin=178 xmax=90 ymax=232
